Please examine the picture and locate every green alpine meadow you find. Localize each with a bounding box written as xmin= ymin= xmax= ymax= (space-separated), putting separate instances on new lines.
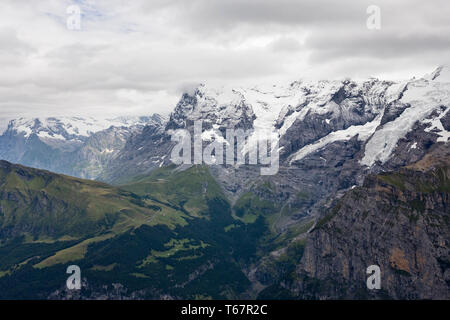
xmin=0 ymin=161 xmax=274 ymax=299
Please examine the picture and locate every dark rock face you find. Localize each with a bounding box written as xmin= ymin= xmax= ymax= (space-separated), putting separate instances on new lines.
xmin=167 ymin=92 xmax=200 ymax=130
xmin=167 ymin=87 xmax=256 ymax=131
xmin=99 ymin=120 xmax=173 ymax=183
xmin=361 ymin=124 xmax=435 ymax=175
xmin=294 ymin=145 xmax=450 ymax=299
xmin=441 ymin=109 xmax=450 ymax=131
xmin=380 ymin=101 xmax=410 ymax=126
xmin=47 ymin=280 xmax=165 ymax=300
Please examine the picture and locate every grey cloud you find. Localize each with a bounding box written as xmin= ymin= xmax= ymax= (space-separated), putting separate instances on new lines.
xmin=0 ymin=0 xmax=449 ymax=120
xmin=307 ymin=29 xmax=450 ymax=62
xmin=0 ymin=29 xmax=34 ymax=55
xmin=269 ymin=37 xmax=302 ymax=52
xmin=142 ymin=0 xmax=367 ymax=30
xmin=0 ymin=29 xmax=36 ymax=66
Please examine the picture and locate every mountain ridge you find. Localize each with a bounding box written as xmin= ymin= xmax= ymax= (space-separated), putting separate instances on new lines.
xmin=0 ymin=114 xmax=166 ymax=179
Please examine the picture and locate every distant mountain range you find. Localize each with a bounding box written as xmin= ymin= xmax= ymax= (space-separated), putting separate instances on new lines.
xmin=0 ymin=115 xmax=164 ymax=179
xmin=0 ymin=67 xmax=448 ymax=299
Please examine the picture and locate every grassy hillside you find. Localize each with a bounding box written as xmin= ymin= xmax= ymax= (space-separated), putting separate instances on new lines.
xmin=0 ymin=161 xmax=268 ymax=299
xmin=120 ymin=165 xmax=225 ymax=216
xmin=0 ymin=160 xmax=185 ymax=240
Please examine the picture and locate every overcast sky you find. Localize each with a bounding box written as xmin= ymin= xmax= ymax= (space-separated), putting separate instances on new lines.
xmin=0 ymin=0 xmax=449 ymax=129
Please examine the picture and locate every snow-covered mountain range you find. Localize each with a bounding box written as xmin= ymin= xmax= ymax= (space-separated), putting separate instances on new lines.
xmin=1 ymin=67 xmax=449 ymax=185
xmin=99 ymin=67 xmax=448 ymax=179
xmin=0 ymin=115 xmax=165 ymax=179
xmin=3 ymin=116 xmax=159 ymax=140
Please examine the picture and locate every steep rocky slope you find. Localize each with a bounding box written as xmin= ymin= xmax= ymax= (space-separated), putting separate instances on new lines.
xmin=292 ymin=144 xmax=449 ymax=299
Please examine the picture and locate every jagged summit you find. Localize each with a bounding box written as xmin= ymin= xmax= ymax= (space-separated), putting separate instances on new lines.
xmin=427 ymin=65 xmax=450 ymax=82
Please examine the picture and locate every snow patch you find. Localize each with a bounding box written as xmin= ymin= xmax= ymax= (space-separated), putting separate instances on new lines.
xmin=290 ymin=114 xmax=383 ymax=164
xmin=422 ymin=107 xmax=450 ymax=142
xmin=37 ymin=131 xmax=66 ymax=141
xmin=101 ymin=148 xmax=115 ymax=154
xmin=361 ymin=76 xmax=450 ymax=167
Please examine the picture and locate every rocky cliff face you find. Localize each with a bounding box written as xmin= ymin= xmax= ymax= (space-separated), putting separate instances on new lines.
xmin=167 ymin=85 xmax=256 ymax=131
xmin=294 ymin=144 xmax=449 ymax=299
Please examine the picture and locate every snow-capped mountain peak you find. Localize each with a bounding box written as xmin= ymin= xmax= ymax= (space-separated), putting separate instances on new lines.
xmin=165 ymin=68 xmax=449 ymax=173
xmin=6 ymin=116 xmax=157 ymax=140
xmin=0 ymin=114 xmax=165 ymax=180
xmin=426 ymin=65 xmax=450 ymax=82
xmin=361 ymin=67 xmax=450 ymax=167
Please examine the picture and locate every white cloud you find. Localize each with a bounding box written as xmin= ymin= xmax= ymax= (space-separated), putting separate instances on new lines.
xmin=0 ymin=0 xmax=449 ymax=123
